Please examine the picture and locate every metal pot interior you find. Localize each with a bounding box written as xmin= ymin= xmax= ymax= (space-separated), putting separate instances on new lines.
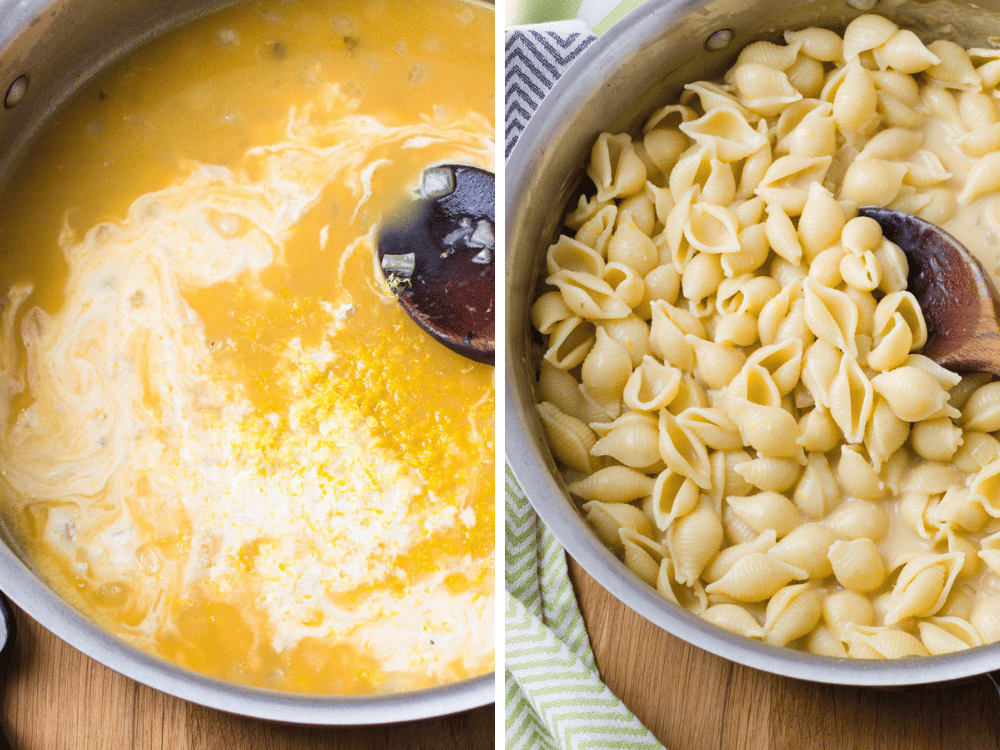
xmin=0 ymin=0 xmax=494 ymax=722
xmin=505 ymin=0 xmax=1000 ymax=686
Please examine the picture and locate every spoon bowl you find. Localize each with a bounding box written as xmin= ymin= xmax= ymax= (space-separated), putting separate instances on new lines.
xmin=858 ymin=206 xmax=1000 ymax=376
xmin=378 ymin=165 xmax=495 ymax=365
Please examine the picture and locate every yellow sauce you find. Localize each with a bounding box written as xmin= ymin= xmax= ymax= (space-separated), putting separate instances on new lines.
xmin=0 ymin=0 xmax=494 ymax=695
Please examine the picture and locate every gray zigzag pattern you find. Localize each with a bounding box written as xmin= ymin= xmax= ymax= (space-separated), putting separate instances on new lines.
xmin=505 ymin=29 xmax=594 ymax=157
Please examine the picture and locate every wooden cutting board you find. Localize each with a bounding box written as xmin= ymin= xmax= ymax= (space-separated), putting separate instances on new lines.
xmin=0 ymin=604 xmax=493 ymax=749
xmin=569 ymin=557 xmax=1000 ymax=750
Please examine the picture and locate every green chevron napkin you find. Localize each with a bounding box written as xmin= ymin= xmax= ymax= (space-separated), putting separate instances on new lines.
xmin=505 ymin=469 xmax=664 ymax=749
xmin=509 ymin=0 xmax=646 ymax=35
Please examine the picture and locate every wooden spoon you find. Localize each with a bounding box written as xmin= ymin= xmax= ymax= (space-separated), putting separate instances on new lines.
xmin=377 ymin=165 xmax=494 ymax=365
xmin=858 ymin=206 xmax=1000 ymax=376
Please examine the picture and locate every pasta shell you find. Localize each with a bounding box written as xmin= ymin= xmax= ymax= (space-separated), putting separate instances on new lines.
xmin=828 ymin=538 xmax=886 ymax=592
xmin=736 ymin=121 xmax=773 ymax=200
xmin=911 ymin=417 xmax=964 ymax=462
xmin=871 ymin=69 xmax=921 ymax=106
xmin=703 ymin=529 xmax=777 ymax=583
xmin=734 ymin=457 xmax=801 ymax=493
xmin=543 ymin=316 xmax=596 ymax=370
xmin=714 ymin=312 xmax=758 ymax=347
xmin=704 ymin=552 xmax=807 ymax=602
xmin=971 ymin=594 xmax=1000 ymax=644
xmin=681 ymin=81 xmax=755 ymax=121
xmin=591 ymin=412 xmax=661 ymax=469
xmin=581 ymin=327 xmax=632 ymax=418
xmin=643 ymin=103 xmax=698 ymax=133
xmin=547 ymin=234 xmax=605 ymax=277
xmin=649 ymin=300 xmax=694 ymax=370
xmin=588 ymin=132 xmax=647 ymax=202
xmin=859 ymin=127 xmax=923 ymax=161
xmin=658 ymin=409 xmax=712 ymax=489
xmin=724 ymin=223 xmax=770 ymax=277
xmin=884 ymin=552 xmax=963 ymax=624
xmin=823 ymin=589 xmax=876 ymax=639
xmin=646 ymin=468 xmax=700 ymax=531
xmin=864 ymin=396 xmax=910 ymax=469
xmin=839 ymin=250 xmax=881 ymax=293
xmin=784 ymin=27 xmax=843 ymax=63
xmin=828 ymin=353 xmax=873 ymax=445
xmin=764 ymin=583 xmax=823 ymax=647
xmin=824 ymin=496 xmax=888 ymax=541
xmin=926 ymin=40 xmax=982 ymax=91
xmin=931 ymin=486 xmax=987 ymax=533
xmin=767 ymin=522 xmax=837 ymax=578
xmin=548 ymin=270 xmax=632 ymax=320
xmin=583 ymin=501 xmax=653 ymax=550
xmin=573 ymin=206 xmax=618 ymax=257
xmin=873 ymin=29 xmax=940 ymax=74
xmin=620 ymin=528 xmax=668 ymax=586
xmin=603 ymin=314 xmax=652 ymax=367
xmin=702 ymin=604 xmax=766 ymax=639
xmin=918 ymin=616 xmax=982 ymax=655
xmin=679 ymin=106 xmax=769 ymax=162
xmin=726 ymin=492 xmax=801 ymax=538
xmin=803 ymin=277 xmax=858 ymax=357
xmin=764 ymin=203 xmax=803 ymax=265
xmin=797 ymin=182 xmax=845 ymax=259
xmin=961 ymin=381 xmax=1000 ymax=432
xmin=843 ymin=625 xmax=928 ymax=659
xmin=786 ymin=55 xmax=826 ymax=101
xmin=668 ymin=498 xmax=724 ymax=585
xmin=603 ymin=262 xmax=645 ymax=310
xmin=871 ymin=366 xmax=952 ymax=422
xmin=676 ymin=407 xmax=742 ymax=451
xmin=952 ymin=431 xmax=1000 ymax=474
xmin=874 ymin=238 xmax=909 ymax=295
xmin=530 ymin=291 xmax=573 ymax=336
xmin=567 ymin=466 xmax=656 ymax=504
xmin=622 ymin=355 xmax=681 ymax=412
xmin=735 ymin=403 xmax=803 ymax=460
xmin=842 ymin=14 xmax=898 ymax=60
xmin=806 ymin=625 xmax=848 ymax=657
xmin=684 ymin=203 xmax=741 ymax=254
xmin=833 ymin=60 xmax=879 ymax=134
xmin=681 ymin=252 xmax=724 ymax=304
xmin=686 ymin=336 xmax=745 ymax=391
xmin=797 ymin=406 xmax=841 ymax=454
xmin=607 ymin=220 xmax=658 ymax=277
xmin=732 ymin=39 xmax=803 ymax=71
xmin=644 ymin=128 xmax=690 ymax=176
xmin=656 ymin=558 xmax=709 ymax=614
xmin=838 ymin=158 xmax=907 ymax=207
xmin=565 ymin=193 xmax=612 ymax=231
xmin=754 ymin=154 xmax=832 ymax=215
xmin=537 ymin=360 xmax=608 ymax=425
xmin=536 ymin=401 xmax=596 ymax=474
xmin=970 ymin=460 xmax=1000 ymax=517
xmin=731 ymin=62 xmax=803 ymax=117
xmin=639 ymin=264 xmax=681 ymax=317
xmin=800 ymin=338 xmax=841 ymax=409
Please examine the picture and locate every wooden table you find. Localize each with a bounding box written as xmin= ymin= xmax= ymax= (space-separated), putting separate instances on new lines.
xmin=569 ymin=558 xmax=1000 ymax=750
xmin=0 ymin=604 xmax=493 ymax=750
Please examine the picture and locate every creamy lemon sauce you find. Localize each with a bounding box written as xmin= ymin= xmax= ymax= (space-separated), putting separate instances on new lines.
xmin=0 ymin=0 xmax=494 ymax=694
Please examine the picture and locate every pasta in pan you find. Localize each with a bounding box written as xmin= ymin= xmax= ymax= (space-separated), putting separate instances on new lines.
xmin=533 ymin=15 xmax=1000 ymax=658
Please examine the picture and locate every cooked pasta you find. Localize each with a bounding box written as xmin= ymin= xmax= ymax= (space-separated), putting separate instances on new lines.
xmin=532 ymin=17 xmax=1000 ymax=659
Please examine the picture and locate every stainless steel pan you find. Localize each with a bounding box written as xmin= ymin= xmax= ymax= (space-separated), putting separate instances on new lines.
xmin=0 ymin=0 xmax=493 ymax=723
xmin=506 ymin=0 xmax=1000 ymax=687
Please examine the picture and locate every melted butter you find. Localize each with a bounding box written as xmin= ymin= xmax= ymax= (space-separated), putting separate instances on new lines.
xmin=0 ymin=0 xmax=494 ymax=695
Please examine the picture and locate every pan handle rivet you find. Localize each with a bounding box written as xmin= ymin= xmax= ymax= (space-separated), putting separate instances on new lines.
xmin=4 ymin=75 xmax=28 ymax=109
xmin=705 ymin=29 xmax=733 ymax=51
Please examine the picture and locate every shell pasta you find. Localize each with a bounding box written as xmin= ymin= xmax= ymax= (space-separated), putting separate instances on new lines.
xmin=533 ymin=15 xmax=1000 ymax=658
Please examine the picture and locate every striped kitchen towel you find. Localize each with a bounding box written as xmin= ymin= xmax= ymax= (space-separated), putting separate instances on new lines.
xmin=505 ymin=21 xmax=665 ymax=750
xmin=510 ymin=0 xmax=648 ymax=36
